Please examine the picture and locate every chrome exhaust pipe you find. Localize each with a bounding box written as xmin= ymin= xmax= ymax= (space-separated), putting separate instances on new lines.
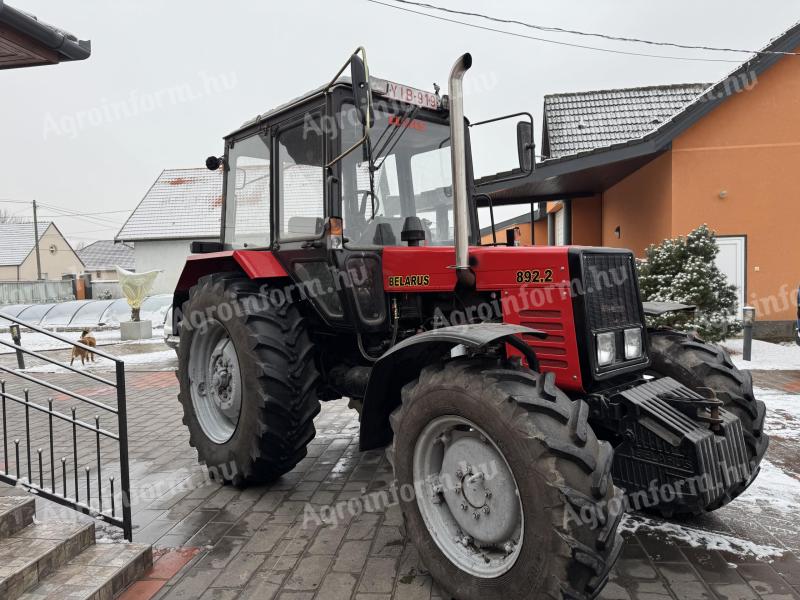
xmin=448 ymin=53 xmax=475 ymax=290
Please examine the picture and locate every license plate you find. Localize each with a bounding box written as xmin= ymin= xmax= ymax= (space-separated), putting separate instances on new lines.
xmin=371 ymin=78 xmax=441 ymax=110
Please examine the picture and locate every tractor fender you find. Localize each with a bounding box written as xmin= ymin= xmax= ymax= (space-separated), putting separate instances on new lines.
xmin=358 ymin=323 xmax=546 ymax=450
xmin=171 ymin=250 xmax=289 ymax=333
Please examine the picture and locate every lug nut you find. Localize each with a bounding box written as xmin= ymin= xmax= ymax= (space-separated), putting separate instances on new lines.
xmin=454 ymin=484 xmax=462 ymax=495
xmin=483 ymin=505 xmax=490 ymax=515
xmin=485 ymin=491 xmax=492 ymax=499
xmin=460 ymin=503 xmax=468 ymax=511
xmin=473 ymin=512 xmax=480 ymax=520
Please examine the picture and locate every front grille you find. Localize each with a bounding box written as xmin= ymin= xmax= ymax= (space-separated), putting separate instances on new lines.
xmin=582 ymin=252 xmax=641 ymax=330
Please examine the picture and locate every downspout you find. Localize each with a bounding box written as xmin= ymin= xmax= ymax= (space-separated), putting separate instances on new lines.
xmin=448 ymin=53 xmax=475 ymax=290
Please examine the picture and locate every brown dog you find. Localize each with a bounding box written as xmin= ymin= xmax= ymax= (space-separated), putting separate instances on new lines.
xmin=70 ymin=329 xmax=97 ymax=366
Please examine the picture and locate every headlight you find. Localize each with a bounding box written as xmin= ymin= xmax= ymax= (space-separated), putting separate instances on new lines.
xmin=624 ymin=327 xmax=643 ymax=359
xmin=596 ymin=332 xmax=616 ymax=366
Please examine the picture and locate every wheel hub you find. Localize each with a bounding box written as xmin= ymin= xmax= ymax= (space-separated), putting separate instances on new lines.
xmin=188 ymin=319 xmax=242 ymax=444
xmin=441 ymin=436 xmax=520 ymax=546
xmin=413 ymin=416 xmax=524 ymax=578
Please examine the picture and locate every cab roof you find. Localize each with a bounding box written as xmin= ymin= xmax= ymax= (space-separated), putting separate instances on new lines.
xmin=226 ymin=78 xmax=353 ymax=139
xmin=226 ymin=76 xmax=445 ymax=139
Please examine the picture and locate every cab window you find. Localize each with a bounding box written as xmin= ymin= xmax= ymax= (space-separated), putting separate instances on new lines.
xmin=224 ymin=133 xmax=271 ymax=248
xmin=277 ymin=115 xmax=325 ymax=239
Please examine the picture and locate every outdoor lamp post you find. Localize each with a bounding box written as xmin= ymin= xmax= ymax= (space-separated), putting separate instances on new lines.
xmin=742 ymin=306 xmax=755 ymax=362
xmin=10 ymin=323 xmax=24 ymax=369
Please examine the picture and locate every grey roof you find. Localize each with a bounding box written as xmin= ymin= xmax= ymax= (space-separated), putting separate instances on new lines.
xmin=77 ymin=240 xmax=135 ymax=271
xmin=542 ymin=83 xmax=710 ymax=159
xmin=116 ymin=168 xmax=224 ymax=242
xmin=0 ymin=1 xmax=91 ymax=65
xmin=0 ymin=221 xmax=53 ymax=266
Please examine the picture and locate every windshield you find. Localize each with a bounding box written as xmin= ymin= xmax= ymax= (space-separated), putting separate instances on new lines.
xmin=339 ymin=102 xmax=454 ymax=247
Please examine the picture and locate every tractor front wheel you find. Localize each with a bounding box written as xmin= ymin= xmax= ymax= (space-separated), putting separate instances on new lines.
xmin=177 ymin=273 xmax=320 ymax=486
xmin=389 ymin=359 xmax=623 ymax=600
xmin=647 ymin=329 xmax=768 ymax=515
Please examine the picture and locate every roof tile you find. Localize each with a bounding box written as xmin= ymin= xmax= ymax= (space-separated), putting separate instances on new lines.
xmin=543 ymin=83 xmax=710 ymax=158
xmin=0 ymin=221 xmax=53 ymax=266
xmin=77 ymin=240 xmax=135 ymax=271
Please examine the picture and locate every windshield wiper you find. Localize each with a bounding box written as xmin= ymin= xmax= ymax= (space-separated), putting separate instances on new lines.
xmin=372 ymin=104 xmax=421 ymax=171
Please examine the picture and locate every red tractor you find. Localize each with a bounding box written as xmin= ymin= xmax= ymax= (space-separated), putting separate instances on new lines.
xmin=171 ymin=50 xmax=767 ymax=599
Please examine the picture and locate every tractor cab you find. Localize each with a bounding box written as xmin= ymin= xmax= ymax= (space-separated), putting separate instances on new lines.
xmin=202 ymin=50 xmax=533 ymax=341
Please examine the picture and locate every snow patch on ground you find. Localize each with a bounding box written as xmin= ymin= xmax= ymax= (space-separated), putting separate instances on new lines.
xmin=735 ymin=460 xmax=800 ymax=513
xmin=0 ymin=329 xmax=164 ymax=355
xmin=19 ymin=349 xmax=176 ymax=373
xmin=756 ymin=387 xmax=800 ymax=441
xmin=621 ymin=514 xmax=784 ymax=559
xmin=722 ymin=338 xmax=800 ymax=371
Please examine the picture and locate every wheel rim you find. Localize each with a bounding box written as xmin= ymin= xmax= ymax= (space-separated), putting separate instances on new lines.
xmin=188 ymin=318 xmax=242 ymax=444
xmin=412 ymin=415 xmax=524 ymax=578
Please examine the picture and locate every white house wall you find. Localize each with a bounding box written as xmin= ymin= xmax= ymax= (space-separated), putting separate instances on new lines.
xmin=132 ymin=239 xmax=214 ymax=295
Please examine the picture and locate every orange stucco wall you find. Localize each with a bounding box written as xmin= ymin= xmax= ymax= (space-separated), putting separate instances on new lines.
xmin=479 ymin=219 xmax=548 ymax=246
xmin=571 ymin=195 xmax=603 ymax=246
xmin=670 ymin=49 xmax=800 ymax=321
xmin=601 ymin=152 xmax=673 ymax=255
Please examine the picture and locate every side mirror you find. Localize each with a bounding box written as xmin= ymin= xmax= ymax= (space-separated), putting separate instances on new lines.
xmin=206 ymin=156 xmax=222 ymax=171
xmin=516 ymin=121 xmax=534 ymax=173
xmin=350 ymin=54 xmax=373 ymax=128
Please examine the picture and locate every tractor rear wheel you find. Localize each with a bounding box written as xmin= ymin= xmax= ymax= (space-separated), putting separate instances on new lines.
xmin=177 ymin=273 xmax=320 ymax=486
xmin=389 ymin=358 xmax=623 ymax=600
xmin=647 ymin=329 xmax=768 ymax=515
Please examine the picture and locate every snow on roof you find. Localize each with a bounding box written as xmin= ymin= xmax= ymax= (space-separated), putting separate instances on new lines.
xmin=117 ymin=164 xmax=324 ymax=242
xmin=116 ymin=168 xmax=224 ymax=242
xmin=0 ymin=221 xmax=53 ymax=266
xmin=543 ymin=83 xmax=710 ymax=159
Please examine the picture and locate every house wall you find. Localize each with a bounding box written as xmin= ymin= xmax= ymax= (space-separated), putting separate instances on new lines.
xmin=671 ymin=47 xmax=800 ymax=324
xmin=10 ymin=224 xmax=84 ymax=281
xmin=133 ymin=238 xmax=214 ymax=294
xmin=571 ymin=195 xmax=603 ymax=246
xmin=601 ymin=152 xmax=673 ymax=255
xmin=88 ymin=268 xmax=118 ymax=281
xmin=0 ymin=266 xmax=18 ymax=281
xmin=479 ymin=220 xmax=548 ymax=246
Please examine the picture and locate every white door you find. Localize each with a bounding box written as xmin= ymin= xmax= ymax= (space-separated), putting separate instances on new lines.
xmin=715 ymin=236 xmax=746 ymax=318
xmin=555 ymin=208 xmax=565 ymax=246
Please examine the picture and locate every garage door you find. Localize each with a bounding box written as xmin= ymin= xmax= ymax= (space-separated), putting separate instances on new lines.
xmin=715 ymin=236 xmax=746 ymax=318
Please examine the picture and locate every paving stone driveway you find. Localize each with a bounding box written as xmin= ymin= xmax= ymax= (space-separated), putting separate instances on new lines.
xmin=1 ymin=358 xmax=799 ymax=600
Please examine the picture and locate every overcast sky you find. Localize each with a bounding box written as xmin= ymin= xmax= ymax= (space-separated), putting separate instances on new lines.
xmin=2 ymin=0 xmax=799 ymax=244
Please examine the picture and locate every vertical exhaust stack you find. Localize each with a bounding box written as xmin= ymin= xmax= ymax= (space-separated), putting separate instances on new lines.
xmin=448 ymin=53 xmax=475 ymax=290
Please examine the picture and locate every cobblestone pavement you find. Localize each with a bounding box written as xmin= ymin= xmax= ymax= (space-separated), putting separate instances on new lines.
xmin=0 ymin=351 xmax=799 ymax=599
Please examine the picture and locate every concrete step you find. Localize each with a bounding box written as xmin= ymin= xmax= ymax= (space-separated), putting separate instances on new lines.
xmin=0 ymin=520 xmax=95 ymax=600
xmin=18 ymin=542 xmax=153 ymax=600
xmin=0 ymin=495 xmax=35 ymax=540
